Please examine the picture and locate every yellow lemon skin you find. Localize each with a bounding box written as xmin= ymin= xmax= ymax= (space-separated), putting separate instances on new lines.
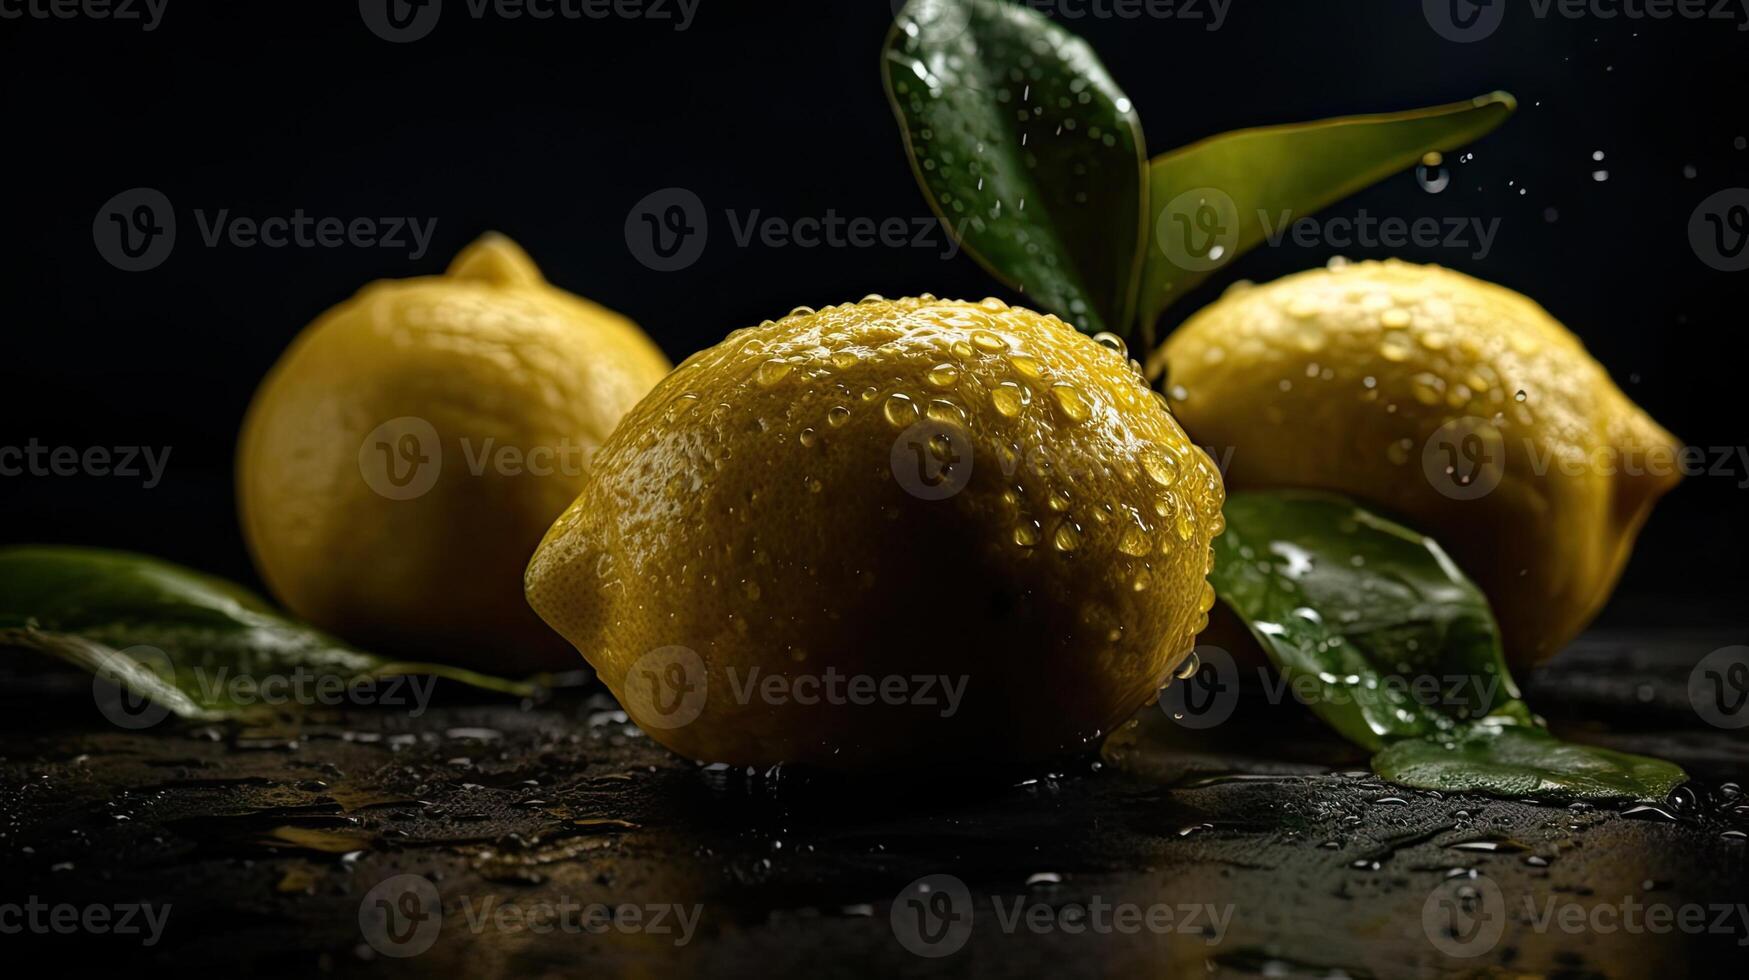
xmin=238 ymin=234 xmax=671 ymax=675
xmin=1161 ymin=260 xmax=1680 ymax=667
xmin=526 ymin=297 xmax=1225 ymax=768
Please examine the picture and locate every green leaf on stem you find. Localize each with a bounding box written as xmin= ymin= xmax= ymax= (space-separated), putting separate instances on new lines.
xmin=884 ymin=0 xmax=1147 ymax=339
xmin=1209 ymin=492 xmax=1686 ymax=802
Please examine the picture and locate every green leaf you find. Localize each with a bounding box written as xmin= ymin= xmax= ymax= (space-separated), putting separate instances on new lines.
xmin=0 ymin=546 xmax=536 ymax=719
xmin=884 ymin=0 xmax=1147 ymax=339
xmin=1138 ymin=92 xmax=1516 ymax=343
xmin=1373 ymin=725 xmax=1689 ymax=803
xmin=1210 ymin=492 xmax=1685 ymax=802
xmin=1209 ymin=491 xmax=1515 ymax=749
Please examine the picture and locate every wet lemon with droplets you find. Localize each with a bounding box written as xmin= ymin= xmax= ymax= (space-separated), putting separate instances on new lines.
xmin=525 ymin=297 xmax=1225 ymax=766
xmin=1159 ymin=260 xmax=1680 ymax=667
xmin=239 ymin=234 xmax=671 ymax=674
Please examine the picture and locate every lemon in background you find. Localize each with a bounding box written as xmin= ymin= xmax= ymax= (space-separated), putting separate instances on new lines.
xmin=238 ymin=234 xmax=671 ymax=674
xmin=526 ymin=296 xmax=1225 ymax=766
xmin=1159 ymin=260 xmax=1680 ymax=667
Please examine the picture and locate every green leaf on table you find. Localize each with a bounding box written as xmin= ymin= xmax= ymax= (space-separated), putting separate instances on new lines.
xmin=884 ymin=0 xmax=1147 ymax=340
xmin=1373 ymin=724 xmax=1689 ymax=802
xmin=0 ymin=546 xmax=537 ymax=720
xmin=1138 ymin=92 xmax=1516 ymax=349
xmin=1209 ymin=492 xmax=1686 ymax=802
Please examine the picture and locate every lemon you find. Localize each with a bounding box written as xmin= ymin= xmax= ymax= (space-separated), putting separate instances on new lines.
xmin=238 ymin=234 xmax=671 ymax=674
xmin=1159 ymin=260 xmax=1680 ymax=667
xmin=525 ymin=297 xmax=1225 ymax=766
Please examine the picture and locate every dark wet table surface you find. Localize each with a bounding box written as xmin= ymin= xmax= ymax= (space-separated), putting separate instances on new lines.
xmin=2 ymin=626 xmax=1746 ymax=979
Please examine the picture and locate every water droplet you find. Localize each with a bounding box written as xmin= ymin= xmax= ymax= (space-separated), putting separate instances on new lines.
xmin=1410 ymin=373 xmax=1446 ymax=405
xmin=991 ymin=381 xmax=1029 ymax=418
xmin=1047 ymin=488 xmax=1071 ymax=513
xmin=883 ymin=393 xmax=919 ymax=427
xmin=1008 ymin=355 xmax=1043 ymax=379
xmin=830 ymin=351 xmax=861 ymax=370
xmin=755 ymin=359 xmax=794 ymax=386
xmin=1013 ymin=521 xmax=1041 ymax=548
xmin=1050 ymin=383 xmax=1092 ymax=423
xmin=972 ymin=331 xmax=1008 ymax=353
xmin=1416 ymin=160 xmax=1451 ymax=193
xmin=827 ymin=405 xmax=852 ymax=428
xmin=1167 ymin=651 xmax=1201 ymax=681
xmin=1378 ymin=333 xmax=1414 ymax=363
xmin=1514 ymin=389 xmax=1527 ymax=402
xmin=1119 ymin=527 xmax=1151 ymax=557
xmin=1052 ymin=521 xmax=1082 ymax=553
xmin=1381 ymin=308 xmax=1412 ymax=329
xmin=1143 ymin=450 xmax=1181 ymax=488
xmin=1092 ymin=332 xmax=1128 ymax=357
xmin=926 ymin=399 xmax=966 ymax=425
xmin=786 ymin=306 xmax=816 ymax=319
xmin=927 ymin=363 xmax=960 ymax=388
xmin=799 ymin=428 xmax=820 ymax=448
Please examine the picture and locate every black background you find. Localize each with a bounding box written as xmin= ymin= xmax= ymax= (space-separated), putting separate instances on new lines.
xmin=2 ymin=0 xmax=1745 ymax=623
